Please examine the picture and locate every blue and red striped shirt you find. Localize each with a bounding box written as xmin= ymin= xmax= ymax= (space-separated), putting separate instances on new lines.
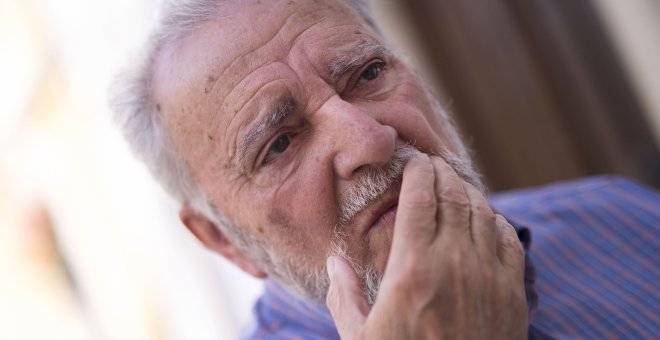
xmin=243 ymin=176 xmax=660 ymax=339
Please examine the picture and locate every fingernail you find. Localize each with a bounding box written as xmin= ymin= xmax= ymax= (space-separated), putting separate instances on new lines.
xmin=326 ymin=256 xmax=335 ymax=277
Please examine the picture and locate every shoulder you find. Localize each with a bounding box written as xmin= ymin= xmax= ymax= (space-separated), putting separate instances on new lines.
xmin=489 ymin=175 xmax=659 ymax=224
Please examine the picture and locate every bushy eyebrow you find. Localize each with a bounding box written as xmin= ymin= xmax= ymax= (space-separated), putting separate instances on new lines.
xmin=327 ymin=40 xmax=387 ymax=79
xmin=237 ymin=97 xmax=296 ymax=166
xmin=233 ymin=41 xmax=386 ymax=169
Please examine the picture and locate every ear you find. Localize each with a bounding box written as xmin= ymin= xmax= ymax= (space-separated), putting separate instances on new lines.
xmin=179 ymin=204 xmax=267 ymax=279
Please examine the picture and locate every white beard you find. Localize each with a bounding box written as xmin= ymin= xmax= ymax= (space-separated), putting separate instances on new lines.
xmin=215 ymin=141 xmax=484 ymax=306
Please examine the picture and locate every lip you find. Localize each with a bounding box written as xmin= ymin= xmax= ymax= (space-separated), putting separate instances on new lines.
xmin=366 ymin=195 xmax=399 ymax=232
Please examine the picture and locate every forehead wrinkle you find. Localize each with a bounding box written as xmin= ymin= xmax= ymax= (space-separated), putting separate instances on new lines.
xmin=195 ymin=3 xmax=370 ymax=168
xmin=209 ymin=48 xmax=284 ymax=116
xmin=328 ymin=40 xmax=386 ymax=79
xmin=215 ymin=17 xmax=290 ymax=81
xmin=220 ymin=71 xmax=289 ymax=124
xmin=206 ymin=14 xmax=320 ymax=129
xmin=200 ymin=10 xmax=298 ymax=110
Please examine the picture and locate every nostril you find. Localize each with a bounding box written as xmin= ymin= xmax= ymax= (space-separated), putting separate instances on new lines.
xmin=352 ymin=165 xmax=367 ymax=177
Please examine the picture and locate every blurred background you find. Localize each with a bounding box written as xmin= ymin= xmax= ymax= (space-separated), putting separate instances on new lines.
xmin=1 ymin=0 xmax=658 ymax=339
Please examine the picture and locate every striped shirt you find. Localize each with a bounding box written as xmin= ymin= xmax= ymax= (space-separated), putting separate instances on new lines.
xmin=243 ymin=176 xmax=660 ymax=339
xmin=492 ymin=176 xmax=660 ymax=338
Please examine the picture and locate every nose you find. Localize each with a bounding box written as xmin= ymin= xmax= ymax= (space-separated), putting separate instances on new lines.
xmin=318 ymin=96 xmax=397 ymax=179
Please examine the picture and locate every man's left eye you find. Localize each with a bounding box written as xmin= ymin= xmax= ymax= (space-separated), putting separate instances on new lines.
xmin=357 ymin=61 xmax=384 ymax=85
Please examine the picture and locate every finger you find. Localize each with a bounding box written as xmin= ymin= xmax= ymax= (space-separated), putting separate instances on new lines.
xmin=495 ymin=214 xmax=525 ymax=275
xmin=326 ymin=256 xmax=369 ymax=339
xmin=392 ymin=153 xmax=438 ymax=251
xmin=431 ymin=155 xmax=471 ymax=238
xmin=463 ymin=181 xmax=497 ymax=256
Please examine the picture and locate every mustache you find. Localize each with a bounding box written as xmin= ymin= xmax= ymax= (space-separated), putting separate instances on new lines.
xmin=338 ymin=143 xmax=420 ymax=225
xmin=337 ymin=144 xmax=484 ymax=226
xmin=331 ymin=144 xmax=483 ymax=306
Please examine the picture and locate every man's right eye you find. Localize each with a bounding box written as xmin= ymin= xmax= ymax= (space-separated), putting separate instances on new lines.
xmin=263 ymin=133 xmax=292 ymax=164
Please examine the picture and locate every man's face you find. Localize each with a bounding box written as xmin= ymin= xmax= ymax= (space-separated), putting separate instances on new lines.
xmin=153 ymin=0 xmax=472 ymax=303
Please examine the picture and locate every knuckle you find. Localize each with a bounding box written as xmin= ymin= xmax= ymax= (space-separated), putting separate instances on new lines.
xmin=502 ymin=234 xmax=525 ymax=260
xmin=439 ymin=187 xmax=470 ymax=210
xmin=495 ymin=214 xmax=508 ymax=225
xmin=496 ymin=215 xmax=516 ymax=232
xmin=496 ymin=219 xmax=515 ymax=236
xmin=510 ymin=238 xmax=525 ymax=257
xmin=482 ymin=213 xmax=498 ymax=229
xmin=440 ymin=185 xmax=466 ymax=202
xmin=473 ymin=202 xmax=494 ymax=218
xmin=444 ymin=199 xmax=471 ymax=213
xmin=401 ymin=189 xmax=436 ymax=210
xmin=472 ymin=206 xmax=497 ymax=228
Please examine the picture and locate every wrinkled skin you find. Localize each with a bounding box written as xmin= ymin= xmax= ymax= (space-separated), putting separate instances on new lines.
xmin=152 ymin=0 xmax=528 ymax=338
xmin=157 ymin=0 xmax=456 ymax=287
xmin=326 ymin=154 xmax=527 ymax=339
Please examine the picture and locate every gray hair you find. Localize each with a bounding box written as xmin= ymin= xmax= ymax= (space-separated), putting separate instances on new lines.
xmin=110 ymin=0 xmax=382 ymax=221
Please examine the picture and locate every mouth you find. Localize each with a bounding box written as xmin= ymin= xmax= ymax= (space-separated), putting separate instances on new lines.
xmin=366 ymin=195 xmax=399 ymax=233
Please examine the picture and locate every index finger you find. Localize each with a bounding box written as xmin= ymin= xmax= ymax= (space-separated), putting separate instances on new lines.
xmin=391 ymin=153 xmax=438 ymax=253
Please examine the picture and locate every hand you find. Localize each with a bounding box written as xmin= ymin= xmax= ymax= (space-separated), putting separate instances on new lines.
xmin=326 ymin=154 xmax=528 ymax=339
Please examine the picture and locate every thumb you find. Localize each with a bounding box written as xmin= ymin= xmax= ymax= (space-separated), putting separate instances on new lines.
xmin=326 ymin=256 xmax=370 ymax=339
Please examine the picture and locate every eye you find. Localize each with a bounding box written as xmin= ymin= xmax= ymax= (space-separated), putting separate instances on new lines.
xmin=264 ymin=133 xmax=292 ymax=163
xmin=356 ymin=61 xmax=384 ymax=86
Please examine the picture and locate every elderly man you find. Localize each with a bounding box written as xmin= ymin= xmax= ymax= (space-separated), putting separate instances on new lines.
xmin=113 ymin=0 xmax=660 ymax=339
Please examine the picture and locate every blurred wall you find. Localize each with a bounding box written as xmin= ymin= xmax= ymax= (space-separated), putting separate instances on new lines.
xmin=371 ymin=0 xmax=660 ymax=191
xmin=0 ymin=1 xmax=261 ymax=339
xmin=596 ymin=0 xmax=660 ymax=149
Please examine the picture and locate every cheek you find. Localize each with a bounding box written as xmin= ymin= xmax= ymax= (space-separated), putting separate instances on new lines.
xmin=262 ymin=154 xmax=337 ymax=252
xmin=250 ymin=155 xmax=300 ymax=188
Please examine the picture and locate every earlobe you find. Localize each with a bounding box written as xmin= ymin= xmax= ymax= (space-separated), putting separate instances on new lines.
xmin=179 ymin=204 xmax=268 ymax=279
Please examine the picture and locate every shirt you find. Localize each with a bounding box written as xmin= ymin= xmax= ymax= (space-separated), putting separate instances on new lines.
xmin=243 ymin=176 xmax=660 ymax=339
xmin=492 ymin=176 xmax=660 ymax=338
